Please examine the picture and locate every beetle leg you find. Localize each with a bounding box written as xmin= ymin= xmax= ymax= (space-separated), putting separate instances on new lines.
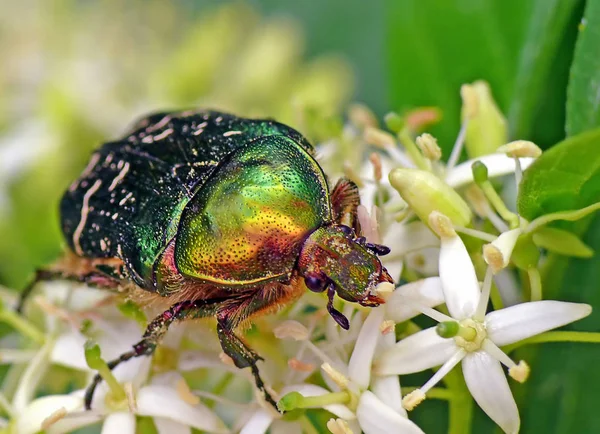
xmin=215 ymin=310 xmax=279 ymax=410
xmin=331 ymin=178 xmax=361 ymax=231
xmin=17 ymin=268 xmax=121 ymax=313
xmin=84 ymin=298 xmax=222 ymax=410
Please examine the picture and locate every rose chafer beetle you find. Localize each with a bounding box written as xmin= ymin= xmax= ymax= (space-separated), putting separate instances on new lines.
xmin=19 ymin=111 xmax=393 ymax=409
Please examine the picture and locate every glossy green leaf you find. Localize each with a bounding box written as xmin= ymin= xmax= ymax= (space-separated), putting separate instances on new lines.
xmin=509 ymin=0 xmax=582 ymax=140
xmin=520 ymin=214 xmax=600 ymax=434
xmin=532 ymin=227 xmax=593 ymax=257
xmin=385 ymin=0 xmax=581 ymax=152
xmin=518 ymin=128 xmax=600 ymax=220
xmin=566 ymin=0 xmax=600 ymax=136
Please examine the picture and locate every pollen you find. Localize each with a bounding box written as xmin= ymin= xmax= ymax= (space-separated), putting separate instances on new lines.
xmin=497 ymin=140 xmax=542 ymax=158
xmin=327 ymin=418 xmax=354 ymax=434
xmin=429 ymin=211 xmax=456 ymax=239
xmin=483 ymin=243 xmax=505 ymax=274
xmin=509 ymin=360 xmax=531 ymax=383
xmin=380 ymin=319 xmax=395 ymax=334
xmin=402 ymin=389 xmax=426 ymax=411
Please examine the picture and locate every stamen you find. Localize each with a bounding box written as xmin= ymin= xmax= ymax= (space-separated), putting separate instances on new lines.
xmin=177 ymin=378 xmax=200 ymax=405
xmin=327 ymin=418 xmax=355 ymax=434
xmin=348 ymin=103 xmax=378 ymax=130
xmin=428 ymin=211 xmax=457 ymax=239
xmin=402 ymin=389 xmax=426 ymax=411
xmin=124 ymin=382 xmax=137 ymax=412
xmin=419 ymin=349 xmax=466 ymax=394
xmin=274 ymin=320 xmax=309 ymax=341
xmin=289 ymin=358 xmax=315 ymax=372
xmin=446 ymin=120 xmax=468 ymax=170
xmin=41 ymin=407 xmax=68 ymax=430
xmin=416 ymin=133 xmax=442 ymax=161
xmin=322 ymin=362 xmax=350 ymax=389
xmin=482 ymin=340 xmax=517 ymax=370
xmin=380 ymin=320 xmax=396 ymax=335
xmin=474 ymin=267 xmax=494 ymax=321
xmin=419 ymin=306 xmax=454 ymax=324
xmin=508 ymin=360 xmax=530 ymax=383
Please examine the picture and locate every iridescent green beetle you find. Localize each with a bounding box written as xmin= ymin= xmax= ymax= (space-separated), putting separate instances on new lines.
xmin=19 ymin=111 xmax=393 ymax=409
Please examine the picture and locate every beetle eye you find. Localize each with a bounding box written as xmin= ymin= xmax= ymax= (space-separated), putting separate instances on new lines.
xmin=339 ymin=225 xmax=353 ymax=236
xmin=304 ymin=274 xmax=326 ymax=292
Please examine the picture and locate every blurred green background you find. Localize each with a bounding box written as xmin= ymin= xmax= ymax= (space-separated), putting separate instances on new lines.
xmin=1 ymin=0 xmax=599 ymax=433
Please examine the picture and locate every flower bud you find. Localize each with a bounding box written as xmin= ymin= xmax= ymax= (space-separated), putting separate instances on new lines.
xmin=384 ymin=112 xmax=405 ymax=133
xmin=461 ymin=81 xmax=508 ymax=158
xmin=471 ymin=161 xmax=489 ymax=185
xmin=389 ymin=168 xmax=472 ymax=228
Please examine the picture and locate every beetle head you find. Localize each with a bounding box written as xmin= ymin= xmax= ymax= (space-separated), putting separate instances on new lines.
xmin=298 ymin=224 xmax=393 ymax=329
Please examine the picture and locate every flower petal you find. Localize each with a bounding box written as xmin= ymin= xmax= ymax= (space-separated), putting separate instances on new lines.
xmin=16 ymin=395 xmax=98 ymax=434
xmin=348 ymin=307 xmax=385 ymax=388
xmin=154 ymin=417 xmax=192 ymax=434
xmin=137 ymin=385 xmax=228 ymax=433
xmin=13 ymin=339 xmax=54 ymax=412
xmin=384 ymin=221 xmax=440 ymax=257
xmin=462 ymin=352 xmax=519 ymax=434
xmin=371 ymin=376 xmax=405 ymax=417
xmin=102 ymin=412 xmax=135 ymax=434
xmin=486 ymin=301 xmax=592 ymax=346
xmin=239 ymin=409 xmax=272 ymax=434
xmin=375 ymin=327 xmax=457 ymax=375
xmin=356 ymin=391 xmax=424 ymax=434
xmin=438 ymin=234 xmax=480 ymax=319
xmin=385 ymin=277 xmax=445 ymax=323
xmin=445 ymin=154 xmax=534 ymax=189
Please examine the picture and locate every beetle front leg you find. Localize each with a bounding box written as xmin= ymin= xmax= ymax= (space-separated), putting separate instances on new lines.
xmin=84 ymin=299 xmax=221 ymax=409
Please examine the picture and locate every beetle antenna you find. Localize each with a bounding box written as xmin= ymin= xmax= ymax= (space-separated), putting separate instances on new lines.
xmin=326 ymin=284 xmax=350 ymax=330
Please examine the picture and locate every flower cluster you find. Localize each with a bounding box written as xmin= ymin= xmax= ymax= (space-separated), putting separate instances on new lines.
xmin=0 ymin=81 xmax=598 ymax=434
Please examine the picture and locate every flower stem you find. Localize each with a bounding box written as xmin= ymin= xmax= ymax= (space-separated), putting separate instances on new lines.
xmin=528 ymin=267 xmax=542 ymax=301
xmin=504 ymin=331 xmax=600 ymax=353
xmin=0 ymin=309 xmax=45 ymax=344
xmin=480 ymin=181 xmax=520 ymax=229
xmin=398 ymin=129 xmax=429 ymax=170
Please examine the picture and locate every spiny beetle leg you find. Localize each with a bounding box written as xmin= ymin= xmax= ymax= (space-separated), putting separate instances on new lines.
xmin=84 ymin=299 xmax=221 ymax=410
xmin=17 ymin=267 xmax=122 ymax=314
xmin=216 ymin=313 xmax=278 ymax=410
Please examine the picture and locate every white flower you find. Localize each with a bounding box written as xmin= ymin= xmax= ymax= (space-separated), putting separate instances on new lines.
xmin=16 ymin=359 xmax=228 ymax=434
xmin=375 ymin=218 xmax=592 ymax=433
xmin=277 ymin=307 xmax=425 ymax=434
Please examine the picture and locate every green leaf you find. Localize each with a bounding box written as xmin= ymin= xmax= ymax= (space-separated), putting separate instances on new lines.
xmin=509 ymin=0 xmax=582 ymax=140
xmin=517 ymin=128 xmax=600 ymax=220
xmin=566 ymin=0 xmax=600 ymax=136
xmin=385 ymin=0 xmax=581 ymax=152
xmin=532 ymin=227 xmax=593 ymax=257
xmin=520 ymin=214 xmax=600 ymax=433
